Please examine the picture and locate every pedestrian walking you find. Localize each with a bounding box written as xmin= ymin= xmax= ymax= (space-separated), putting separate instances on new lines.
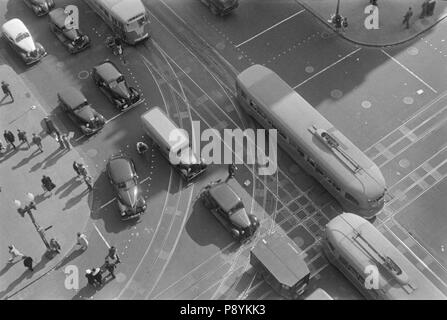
xmin=61 ymin=134 xmax=71 ymax=150
xmin=83 ymin=174 xmax=93 ymax=191
xmin=77 ymin=232 xmax=89 ymax=250
xmin=403 ymin=7 xmax=413 ymax=29
xmin=73 ymin=161 xmax=81 ymax=178
xmin=226 ymin=163 xmax=236 ymax=182
xmin=91 ymin=267 xmax=103 ymax=285
xmin=8 ymin=245 xmax=24 ymax=262
xmin=85 ymin=269 xmax=96 ymax=286
xmin=43 ymin=117 xmax=60 ymax=140
xmin=23 ymin=256 xmax=33 ymax=271
xmin=41 ymin=175 xmax=56 ymax=194
xmin=17 ymin=129 xmax=30 ymax=148
xmin=420 ymin=0 xmax=429 ymax=18
xmin=58 ymin=135 xmax=66 ymax=150
xmin=32 ymin=133 xmax=43 ymax=152
xmin=104 ymin=258 xmax=117 ymax=279
xmin=3 ymin=130 xmax=16 ymax=149
xmin=1 ymin=80 xmax=13 ymax=102
xmin=49 ymin=238 xmax=61 ymax=254
xmin=105 ymin=246 xmax=121 ymax=264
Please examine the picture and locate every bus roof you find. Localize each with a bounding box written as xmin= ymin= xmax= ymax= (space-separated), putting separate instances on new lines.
xmin=141 ymin=107 xmax=188 ymax=150
xmin=326 ymin=213 xmax=446 ymax=300
xmin=236 ymin=65 xmax=386 ymax=200
xmin=96 ymin=0 xmax=145 ymax=22
xmin=251 ymin=233 xmax=309 ymax=288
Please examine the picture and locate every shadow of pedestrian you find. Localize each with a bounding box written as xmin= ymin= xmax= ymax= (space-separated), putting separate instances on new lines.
xmin=63 ymin=188 xmax=89 ymax=211
xmin=11 ymin=149 xmax=41 ymax=170
xmin=56 ymin=176 xmax=83 ymax=199
xmin=54 ymin=248 xmax=84 ymax=271
xmin=33 ymin=192 xmax=52 ymax=205
xmin=0 ymin=259 xmax=22 ymax=277
xmin=0 ymin=269 xmax=33 ymax=299
xmin=42 ymin=148 xmax=68 ymax=169
xmin=71 ymin=284 xmax=98 ymax=300
xmin=0 ymin=147 xmax=19 ymax=164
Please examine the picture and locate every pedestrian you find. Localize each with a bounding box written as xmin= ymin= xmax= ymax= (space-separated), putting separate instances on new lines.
xmin=3 ymin=130 xmax=16 ymax=149
xmin=104 ymin=258 xmax=117 ymax=279
xmin=31 ymin=133 xmax=43 ymax=152
xmin=43 ymin=117 xmax=60 ymax=139
xmin=8 ymin=245 xmax=24 ymax=262
xmin=17 ymin=129 xmax=30 ymax=148
xmin=105 ymin=246 xmax=121 ymax=264
xmin=85 ymin=269 xmax=96 ymax=286
xmin=61 ymin=134 xmax=71 ymax=150
xmin=0 ymin=140 xmax=4 ymax=153
xmin=73 ymin=161 xmax=81 ymax=178
xmin=83 ymin=174 xmax=93 ymax=191
xmin=1 ymin=80 xmax=13 ymax=102
xmin=403 ymin=7 xmax=413 ymax=29
xmin=77 ymin=232 xmax=89 ymax=250
xmin=226 ymin=163 xmax=236 ymax=182
xmin=114 ymin=36 xmax=123 ymax=55
xmin=49 ymin=238 xmax=61 ymax=254
xmin=78 ymin=163 xmax=88 ymax=178
xmin=420 ymin=0 xmax=429 ymax=18
xmin=369 ymin=0 xmax=377 ymax=6
xmin=41 ymin=175 xmax=56 ymax=194
xmin=91 ymin=267 xmax=103 ymax=285
xmin=23 ymin=256 xmax=33 ymax=271
xmin=58 ymin=135 xmax=66 ymax=150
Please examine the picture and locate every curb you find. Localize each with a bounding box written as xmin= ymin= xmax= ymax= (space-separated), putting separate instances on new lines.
xmin=296 ymin=1 xmax=447 ymax=48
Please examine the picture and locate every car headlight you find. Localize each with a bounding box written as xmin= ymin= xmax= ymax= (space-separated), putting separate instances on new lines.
xmin=240 ymin=230 xmax=245 ymax=234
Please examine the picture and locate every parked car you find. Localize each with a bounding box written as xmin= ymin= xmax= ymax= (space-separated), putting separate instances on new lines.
xmin=92 ymin=60 xmax=141 ymax=111
xmin=200 ymin=0 xmax=239 ymax=16
xmin=58 ymin=87 xmax=105 ymax=135
xmin=23 ymin=0 xmax=55 ymax=16
xmin=1 ymin=18 xmax=47 ymax=65
xmin=49 ymin=8 xmax=90 ymax=54
xmin=106 ymin=154 xmax=147 ymax=220
xmin=200 ymin=180 xmax=259 ymax=241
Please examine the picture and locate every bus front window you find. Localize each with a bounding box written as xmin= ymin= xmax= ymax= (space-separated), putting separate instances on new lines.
xmin=126 ymin=16 xmax=147 ymax=32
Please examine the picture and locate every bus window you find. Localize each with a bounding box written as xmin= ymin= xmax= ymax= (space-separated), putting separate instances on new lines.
xmin=315 ymin=166 xmax=325 ymax=176
xmin=345 ymin=192 xmax=359 ymax=205
xmin=295 ymin=146 xmax=304 ymax=157
xmin=278 ymin=130 xmax=287 ymax=140
xmin=327 ymin=240 xmax=335 ymax=252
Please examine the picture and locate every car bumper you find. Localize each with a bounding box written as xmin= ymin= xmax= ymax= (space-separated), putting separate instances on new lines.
xmin=67 ymin=37 xmax=91 ymax=54
xmin=219 ymin=2 xmax=239 ymax=15
xmin=120 ymin=204 xmax=147 ymax=221
xmin=23 ymin=51 xmax=47 ymax=64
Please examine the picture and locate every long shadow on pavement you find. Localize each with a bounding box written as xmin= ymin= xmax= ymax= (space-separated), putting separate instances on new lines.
xmin=56 ymin=176 xmax=83 ymax=199
xmin=54 ymin=248 xmax=84 ymax=271
xmin=63 ymin=188 xmax=90 ymax=211
xmin=0 ymin=147 xmax=19 ymax=164
xmin=71 ymin=276 xmax=115 ymax=300
xmin=0 ymin=259 xmax=23 ymax=278
xmin=11 ymin=148 xmax=41 ymax=170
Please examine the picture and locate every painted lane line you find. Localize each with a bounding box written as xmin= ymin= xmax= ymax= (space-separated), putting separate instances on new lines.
xmin=93 ymin=223 xmax=110 ymax=249
xmin=235 ymin=9 xmax=306 ymax=48
xmin=100 ymin=198 xmax=116 ymax=209
xmin=293 ymin=47 xmax=362 ymax=89
xmin=381 ymin=50 xmax=437 ymax=93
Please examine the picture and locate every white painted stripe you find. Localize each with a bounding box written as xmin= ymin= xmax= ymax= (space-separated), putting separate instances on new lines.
xmin=293 ymin=48 xmax=362 ymax=88
xmin=100 ymin=198 xmax=116 ymax=209
xmin=381 ymin=50 xmax=437 ymax=93
xmin=93 ymin=223 xmax=110 ymax=248
xmin=235 ymin=9 xmax=306 ymax=48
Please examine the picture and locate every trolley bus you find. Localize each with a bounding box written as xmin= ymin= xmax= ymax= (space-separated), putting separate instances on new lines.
xmin=323 ymin=213 xmax=446 ymax=300
xmin=84 ymin=0 xmax=150 ymax=45
xmin=235 ymin=65 xmax=386 ymax=218
xmin=305 ymin=288 xmax=333 ymax=300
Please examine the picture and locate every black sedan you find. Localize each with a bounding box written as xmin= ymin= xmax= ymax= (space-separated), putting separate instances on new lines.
xmin=49 ymin=8 xmax=90 ymax=54
xmin=200 ymin=180 xmax=259 ymax=242
xmin=92 ymin=60 xmax=141 ymax=111
xmin=58 ymin=87 xmax=105 ymax=135
xmin=23 ymin=0 xmax=55 ymax=16
xmin=106 ymin=154 xmax=147 ymax=220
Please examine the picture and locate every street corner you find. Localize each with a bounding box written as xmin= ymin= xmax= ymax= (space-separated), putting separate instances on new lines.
xmin=298 ymin=0 xmax=447 ymax=46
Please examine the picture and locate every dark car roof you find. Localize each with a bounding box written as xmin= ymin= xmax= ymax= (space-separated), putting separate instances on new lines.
xmin=49 ymin=8 xmax=68 ymax=29
xmin=251 ymin=233 xmax=310 ymax=288
xmin=59 ymin=87 xmax=87 ymax=109
xmin=209 ymin=182 xmax=241 ymax=213
xmin=94 ymin=61 xmax=121 ymax=82
xmin=108 ymin=155 xmax=134 ymax=183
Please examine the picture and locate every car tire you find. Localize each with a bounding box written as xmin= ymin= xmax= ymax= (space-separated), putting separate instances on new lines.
xmin=230 ymin=228 xmax=240 ymax=239
xmin=201 ymin=195 xmax=213 ymax=209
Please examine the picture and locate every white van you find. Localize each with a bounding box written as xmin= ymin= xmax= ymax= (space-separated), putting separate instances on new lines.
xmin=141 ymin=107 xmax=207 ymax=183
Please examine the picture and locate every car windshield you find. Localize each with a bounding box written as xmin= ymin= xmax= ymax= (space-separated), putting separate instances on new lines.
xmin=108 ymin=75 xmax=124 ymax=88
xmin=229 ymin=202 xmax=244 ymax=215
xmin=125 ymin=15 xmax=147 ymax=31
xmin=15 ymin=32 xmax=30 ymax=43
xmin=117 ymin=178 xmax=134 ymax=189
xmin=74 ymin=101 xmax=89 ymax=110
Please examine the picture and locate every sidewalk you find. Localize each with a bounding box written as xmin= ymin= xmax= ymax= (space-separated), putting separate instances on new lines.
xmin=0 ymin=64 xmax=91 ymax=299
xmin=298 ymin=0 xmax=447 ymax=46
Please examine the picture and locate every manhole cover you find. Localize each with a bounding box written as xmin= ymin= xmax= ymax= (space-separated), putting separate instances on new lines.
xmin=361 ymin=100 xmax=372 ymax=109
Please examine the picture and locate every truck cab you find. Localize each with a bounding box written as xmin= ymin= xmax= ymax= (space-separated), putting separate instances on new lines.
xmin=200 ymin=0 xmax=239 ymax=16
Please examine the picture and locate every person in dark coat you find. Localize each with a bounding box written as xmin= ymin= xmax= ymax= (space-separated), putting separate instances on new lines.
xmin=41 ymin=175 xmax=56 ymax=193
xmin=91 ymin=267 xmax=103 ymax=285
xmin=104 ymin=258 xmax=117 ymax=279
xmin=1 ymin=81 xmax=13 ymax=102
xmin=23 ymin=256 xmax=33 ymax=271
xmin=85 ymin=269 xmax=96 ymax=286
xmin=226 ymin=163 xmax=236 ymax=182
xmin=43 ymin=117 xmax=60 ymax=140
xmin=3 ymin=130 xmax=16 ymax=149
xmin=105 ymin=246 xmax=121 ymax=264
xmin=17 ymin=129 xmax=30 ymax=148
xmin=32 ymin=133 xmax=43 ymax=152
xmin=73 ymin=161 xmax=81 ymax=178
xmin=403 ymin=7 xmax=413 ymax=29
xmin=61 ymin=134 xmax=71 ymax=150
